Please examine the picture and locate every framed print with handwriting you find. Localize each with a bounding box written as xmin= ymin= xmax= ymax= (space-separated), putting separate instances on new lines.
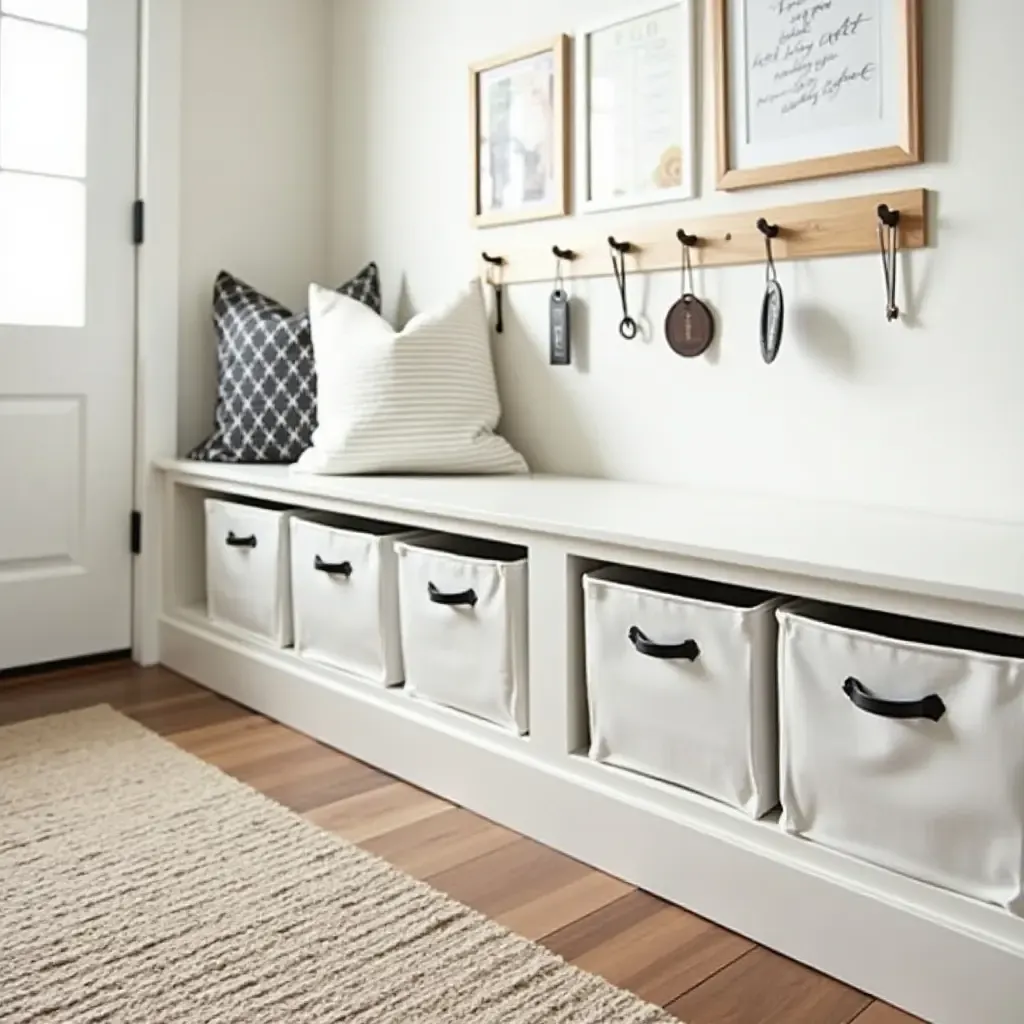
xmin=713 ymin=0 xmax=922 ymax=190
xmin=471 ymin=35 xmax=570 ymax=227
xmin=576 ymin=1 xmax=696 ymax=213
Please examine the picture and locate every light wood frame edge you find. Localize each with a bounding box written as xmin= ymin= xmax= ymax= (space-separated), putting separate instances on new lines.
xmin=713 ymin=0 xmax=923 ymax=191
xmin=470 ymin=34 xmax=571 ymax=228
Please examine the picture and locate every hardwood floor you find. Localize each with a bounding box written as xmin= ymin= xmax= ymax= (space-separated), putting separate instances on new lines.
xmin=0 ymin=663 xmax=924 ymax=1024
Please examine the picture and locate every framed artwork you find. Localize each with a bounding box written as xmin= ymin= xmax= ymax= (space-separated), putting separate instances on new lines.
xmin=576 ymin=1 xmax=696 ymax=213
xmin=470 ymin=36 xmax=570 ymax=227
xmin=713 ymin=0 xmax=922 ymax=190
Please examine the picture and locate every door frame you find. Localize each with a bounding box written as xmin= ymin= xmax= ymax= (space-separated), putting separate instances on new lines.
xmin=133 ymin=0 xmax=182 ymax=665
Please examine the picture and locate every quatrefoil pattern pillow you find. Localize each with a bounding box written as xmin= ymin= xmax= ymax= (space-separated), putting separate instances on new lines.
xmin=189 ymin=264 xmax=381 ymax=463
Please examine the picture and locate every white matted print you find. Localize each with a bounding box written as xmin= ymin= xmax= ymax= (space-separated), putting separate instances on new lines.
xmin=471 ymin=36 xmax=569 ymax=227
xmin=714 ymin=0 xmax=921 ymax=189
xmin=576 ymin=1 xmax=696 ymax=213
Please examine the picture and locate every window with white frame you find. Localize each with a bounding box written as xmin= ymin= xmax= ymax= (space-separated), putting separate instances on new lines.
xmin=0 ymin=0 xmax=87 ymax=326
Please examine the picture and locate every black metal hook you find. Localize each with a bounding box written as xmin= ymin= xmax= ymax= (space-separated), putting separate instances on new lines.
xmin=675 ymin=230 xmax=698 ymax=299
xmin=552 ymin=246 xmax=574 ymax=294
xmin=756 ymin=218 xmax=780 ymax=239
xmin=877 ymin=204 xmax=901 ymax=229
xmin=481 ymin=254 xmax=504 ymax=334
xmin=607 ymin=236 xmax=633 ymax=254
xmin=878 ymin=206 xmax=901 ymax=322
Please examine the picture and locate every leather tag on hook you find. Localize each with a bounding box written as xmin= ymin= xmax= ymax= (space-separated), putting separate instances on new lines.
xmin=550 ymin=290 xmax=571 ymax=365
xmin=665 ymin=295 xmax=715 ymax=358
xmin=760 ymin=279 xmax=784 ymax=364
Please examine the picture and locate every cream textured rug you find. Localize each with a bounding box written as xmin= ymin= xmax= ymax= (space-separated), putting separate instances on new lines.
xmin=0 ymin=706 xmax=675 ymax=1024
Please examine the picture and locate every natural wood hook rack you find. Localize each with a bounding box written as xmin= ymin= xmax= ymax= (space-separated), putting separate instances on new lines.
xmin=477 ymin=188 xmax=928 ymax=287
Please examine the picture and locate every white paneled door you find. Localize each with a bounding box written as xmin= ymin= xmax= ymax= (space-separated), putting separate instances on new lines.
xmin=0 ymin=0 xmax=137 ymax=670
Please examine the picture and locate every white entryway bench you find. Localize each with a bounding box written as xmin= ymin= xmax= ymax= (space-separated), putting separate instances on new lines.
xmin=156 ymin=458 xmax=1024 ymax=1024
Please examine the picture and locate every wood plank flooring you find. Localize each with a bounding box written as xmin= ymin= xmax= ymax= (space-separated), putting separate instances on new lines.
xmin=0 ymin=662 xmax=924 ymax=1024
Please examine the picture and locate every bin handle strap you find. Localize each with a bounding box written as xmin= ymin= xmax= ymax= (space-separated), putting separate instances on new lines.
xmin=314 ymin=556 xmax=353 ymax=578
xmin=428 ymin=582 xmax=478 ymax=608
xmin=843 ymin=677 xmax=946 ymax=722
xmin=628 ymin=626 xmax=700 ymax=662
xmin=225 ymin=532 xmax=257 ymax=549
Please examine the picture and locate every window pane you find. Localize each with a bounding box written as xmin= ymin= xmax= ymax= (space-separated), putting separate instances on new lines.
xmin=0 ymin=172 xmax=85 ymax=327
xmin=0 ymin=17 xmax=87 ymax=177
xmin=1 ymin=0 xmax=86 ymax=30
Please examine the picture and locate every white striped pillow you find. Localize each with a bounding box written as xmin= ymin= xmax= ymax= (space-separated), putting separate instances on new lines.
xmin=295 ymin=279 xmax=528 ymax=476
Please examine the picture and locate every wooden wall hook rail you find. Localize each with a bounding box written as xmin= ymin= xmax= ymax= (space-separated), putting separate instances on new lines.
xmin=477 ymin=189 xmax=928 ymax=287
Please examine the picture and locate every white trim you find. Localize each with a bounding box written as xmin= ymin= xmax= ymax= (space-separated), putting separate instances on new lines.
xmin=132 ymin=0 xmax=182 ymax=665
xmin=575 ymin=0 xmax=697 ymax=214
xmin=155 ymin=459 xmax=1024 ymax=626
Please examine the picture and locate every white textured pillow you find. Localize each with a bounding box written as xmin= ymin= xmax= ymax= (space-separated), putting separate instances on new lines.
xmin=296 ymin=279 xmax=528 ymax=476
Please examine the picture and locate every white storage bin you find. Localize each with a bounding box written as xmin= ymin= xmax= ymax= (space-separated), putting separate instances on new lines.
xmin=584 ymin=566 xmax=782 ymax=817
xmin=396 ymin=534 xmax=528 ymax=734
xmin=779 ymin=601 xmax=1024 ymax=913
xmin=290 ymin=514 xmax=421 ymax=685
xmin=205 ymin=498 xmax=294 ymax=646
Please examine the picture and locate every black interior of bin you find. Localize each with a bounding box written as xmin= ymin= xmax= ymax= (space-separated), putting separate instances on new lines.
xmin=594 ymin=565 xmax=780 ymax=609
xmin=796 ymin=602 xmax=1024 ymax=660
xmin=404 ymin=533 xmax=527 ymax=564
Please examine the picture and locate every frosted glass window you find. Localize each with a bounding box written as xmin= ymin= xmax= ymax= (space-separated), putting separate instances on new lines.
xmin=0 ymin=17 xmax=87 ymax=177
xmin=0 ymin=172 xmax=85 ymax=326
xmin=1 ymin=0 xmax=86 ymax=30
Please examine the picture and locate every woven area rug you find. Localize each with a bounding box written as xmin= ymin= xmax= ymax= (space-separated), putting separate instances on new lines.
xmin=0 ymin=706 xmax=675 ymax=1024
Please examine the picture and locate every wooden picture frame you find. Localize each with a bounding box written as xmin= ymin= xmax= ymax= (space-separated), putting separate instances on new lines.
xmin=575 ymin=1 xmax=697 ymax=214
xmin=470 ymin=35 xmax=570 ymax=227
xmin=713 ymin=0 xmax=922 ymax=191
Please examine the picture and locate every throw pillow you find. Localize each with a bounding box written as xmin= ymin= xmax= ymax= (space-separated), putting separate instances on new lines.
xmin=189 ymin=263 xmax=381 ymax=463
xmin=295 ymin=279 xmax=528 ymax=476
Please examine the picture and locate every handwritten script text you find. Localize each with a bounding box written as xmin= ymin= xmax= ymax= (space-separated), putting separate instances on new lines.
xmin=745 ymin=0 xmax=881 ymax=139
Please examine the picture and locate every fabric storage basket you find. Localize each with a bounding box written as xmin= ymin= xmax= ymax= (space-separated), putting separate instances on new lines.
xmin=205 ymin=498 xmax=294 ymax=646
xmin=290 ymin=514 xmax=422 ymax=685
xmin=778 ymin=601 xmax=1024 ymax=913
xmin=396 ymin=534 xmax=528 ymax=734
xmin=583 ymin=566 xmax=782 ymax=817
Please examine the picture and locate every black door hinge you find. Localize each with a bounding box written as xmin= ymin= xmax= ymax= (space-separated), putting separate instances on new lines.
xmin=132 ymin=199 xmax=145 ymax=245
xmin=130 ymin=510 xmax=142 ymax=555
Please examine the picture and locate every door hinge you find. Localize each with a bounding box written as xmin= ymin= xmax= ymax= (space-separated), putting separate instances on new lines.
xmin=130 ymin=510 xmax=142 ymax=556
xmin=132 ymin=199 xmax=145 ymax=245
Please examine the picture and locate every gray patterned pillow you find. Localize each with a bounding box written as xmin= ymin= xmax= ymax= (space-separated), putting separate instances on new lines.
xmin=189 ymin=264 xmax=381 ymax=463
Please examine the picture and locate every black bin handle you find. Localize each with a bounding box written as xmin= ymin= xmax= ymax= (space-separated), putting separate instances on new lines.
xmin=314 ymin=556 xmax=353 ymax=578
xmin=226 ymin=531 xmax=257 ymax=549
xmin=628 ymin=626 xmax=700 ymax=662
xmin=843 ymin=677 xmax=946 ymax=722
xmin=428 ymin=582 xmax=478 ymax=608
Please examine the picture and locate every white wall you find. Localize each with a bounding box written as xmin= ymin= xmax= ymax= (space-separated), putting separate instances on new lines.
xmin=331 ymin=0 xmax=1024 ymax=521
xmin=178 ymin=0 xmax=333 ymax=453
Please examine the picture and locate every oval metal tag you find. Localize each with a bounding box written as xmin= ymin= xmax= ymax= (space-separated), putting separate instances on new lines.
xmin=665 ymin=295 xmax=716 ymax=358
xmin=760 ymin=279 xmax=784 ymax=364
